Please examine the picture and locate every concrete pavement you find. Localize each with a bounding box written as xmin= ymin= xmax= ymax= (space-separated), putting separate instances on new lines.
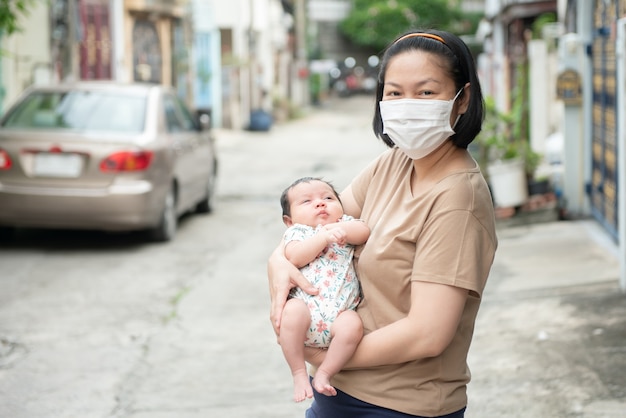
xmin=2 ymin=94 xmax=622 ymax=418
xmin=468 ymin=219 xmax=625 ymax=417
xmin=214 ymin=96 xmax=626 ymax=417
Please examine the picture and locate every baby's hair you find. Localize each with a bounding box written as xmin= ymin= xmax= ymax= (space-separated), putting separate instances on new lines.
xmin=280 ymin=177 xmax=341 ymax=217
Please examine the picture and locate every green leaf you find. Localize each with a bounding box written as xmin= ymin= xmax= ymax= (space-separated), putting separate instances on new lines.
xmin=0 ymin=0 xmax=35 ymax=37
xmin=339 ymin=0 xmax=471 ymax=50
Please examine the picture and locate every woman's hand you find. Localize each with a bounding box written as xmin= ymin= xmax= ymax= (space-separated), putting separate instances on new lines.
xmin=268 ymin=244 xmax=318 ymax=335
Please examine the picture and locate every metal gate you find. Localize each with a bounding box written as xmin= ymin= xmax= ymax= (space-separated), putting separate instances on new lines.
xmin=78 ymin=0 xmax=112 ymax=80
xmin=590 ymin=0 xmax=625 ymax=240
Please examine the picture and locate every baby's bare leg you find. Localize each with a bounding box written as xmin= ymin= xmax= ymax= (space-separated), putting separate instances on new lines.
xmin=312 ymin=310 xmax=363 ymax=396
xmin=279 ymin=298 xmax=314 ymax=402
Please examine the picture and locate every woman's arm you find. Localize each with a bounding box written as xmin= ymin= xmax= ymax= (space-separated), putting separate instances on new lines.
xmin=347 ymin=281 xmax=467 ymax=367
xmin=304 ymin=281 xmax=467 ymax=369
xmin=268 ymin=241 xmax=318 ymax=335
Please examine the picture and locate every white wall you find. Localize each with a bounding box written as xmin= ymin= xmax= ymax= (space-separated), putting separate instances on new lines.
xmin=528 ymin=39 xmax=560 ymax=155
xmin=1 ymin=2 xmax=51 ymax=110
xmin=208 ymin=0 xmax=298 ymax=128
xmin=111 ymin=0 xmax=127 ymax=82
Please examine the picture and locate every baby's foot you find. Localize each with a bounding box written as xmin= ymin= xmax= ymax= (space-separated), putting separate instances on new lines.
xmin=312 ymin=371 xmax=337 ymax=397
xmin=293 ymin=371 xmax=313 ymax=402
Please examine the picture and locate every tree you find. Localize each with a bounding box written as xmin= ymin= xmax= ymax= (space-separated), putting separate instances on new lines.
xmin=339 ymin=0 xmax=477 ymax=51
xmin=0 ymin=0 xmax=35 ymax=36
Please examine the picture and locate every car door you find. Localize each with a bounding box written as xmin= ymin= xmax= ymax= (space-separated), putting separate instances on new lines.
xmin=163 ymin=93 xmax=198 ymax=212
xmin=169 ymin=95 xmax=215 ymax=205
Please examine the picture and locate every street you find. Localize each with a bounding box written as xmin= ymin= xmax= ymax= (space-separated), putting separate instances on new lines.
xmin=0 ymin=95 xmax=386 ymax=418
xmin=1 ymin=94 xmax=625 ymax=418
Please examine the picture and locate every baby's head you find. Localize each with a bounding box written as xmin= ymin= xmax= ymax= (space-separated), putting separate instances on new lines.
xmin=281 ymin=177 xmax=343 ymax=227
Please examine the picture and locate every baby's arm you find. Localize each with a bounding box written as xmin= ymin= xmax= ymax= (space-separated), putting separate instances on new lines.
xmin=285 ymin=231 xmax=337 ymax=268
xmin=324 ymin=219 xmax=370 ymax=246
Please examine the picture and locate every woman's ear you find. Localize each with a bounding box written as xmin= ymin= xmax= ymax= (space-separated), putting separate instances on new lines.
xmin=457 ymin=82 xmax=471 ymax=114
xmin=283 ymin=215 xmax=293 ymax=227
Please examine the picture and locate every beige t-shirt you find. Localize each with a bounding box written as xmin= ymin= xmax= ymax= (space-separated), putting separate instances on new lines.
xmin=331 ymin=148 xmax=497 ymax=416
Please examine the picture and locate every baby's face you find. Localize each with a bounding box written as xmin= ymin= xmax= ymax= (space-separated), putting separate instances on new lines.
xmin=285 ymin=180 xmax=343 ymax=227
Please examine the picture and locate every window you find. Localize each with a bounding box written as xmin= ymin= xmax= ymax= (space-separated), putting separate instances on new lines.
xmin=1 ymin=90 xmax=147 ymax=134
xmin=163 ymin=94 xmax=197 ymax=133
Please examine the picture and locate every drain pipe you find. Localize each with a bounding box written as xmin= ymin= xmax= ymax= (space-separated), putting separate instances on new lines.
xmin=616 ymin=18 xmax=626 ymax=293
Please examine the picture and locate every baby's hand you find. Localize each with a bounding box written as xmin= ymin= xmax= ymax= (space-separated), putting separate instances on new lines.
xmin=322 ymin=225 xmax=347 ymax=245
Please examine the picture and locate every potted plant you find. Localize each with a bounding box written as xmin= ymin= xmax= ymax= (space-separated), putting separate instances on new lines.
xmin=473 ymin=97 xmax=529 ymax=208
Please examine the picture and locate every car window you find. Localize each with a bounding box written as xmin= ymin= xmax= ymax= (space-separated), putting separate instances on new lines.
xmin=163 ymin=95 xmax=184 ymax=133
xmin=163 ymin=94 xmax=196 ymax=133
xmin=1 ymin=90 xmax=147 ymax=134
xmin=173 ymin=96 xmax=199 ymax=131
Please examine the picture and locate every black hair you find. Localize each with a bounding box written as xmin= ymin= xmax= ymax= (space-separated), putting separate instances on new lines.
xmin=280 ymin=177 xmax=341 ymax=218
xmin=372 ymin=29 xmax=485 ymax=149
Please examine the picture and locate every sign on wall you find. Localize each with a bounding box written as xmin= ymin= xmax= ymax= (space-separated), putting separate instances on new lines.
xmin=556 ymin=69 xmax=582 ymax=105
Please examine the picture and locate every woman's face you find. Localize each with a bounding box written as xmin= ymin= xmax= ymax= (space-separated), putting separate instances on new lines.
xmin=381 ymin=50 xmax=468 ymax=124
xmin=382 ymin=50 xmax=457 ymax=102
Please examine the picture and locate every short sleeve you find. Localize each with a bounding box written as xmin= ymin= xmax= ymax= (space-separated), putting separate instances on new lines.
xmin=283 ymin=224 xmax=315 ymax=244
xmin=350 ymin=150 xmax=393 ymax=210
xmin=412 ymin=209 xmax=496 ymax=298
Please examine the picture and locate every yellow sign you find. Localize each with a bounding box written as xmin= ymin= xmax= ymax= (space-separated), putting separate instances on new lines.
xmin=556 ymin=69 xmax=582 ymax=105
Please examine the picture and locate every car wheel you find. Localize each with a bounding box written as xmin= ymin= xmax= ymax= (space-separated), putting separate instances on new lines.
xmin=150 ymin=187 xmax=177 ymax=242
xmin=195 ymin=162 xmax=217 ymax=214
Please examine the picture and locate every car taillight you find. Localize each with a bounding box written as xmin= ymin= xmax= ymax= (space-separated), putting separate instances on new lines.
xmin=100 ymin=151 xmax=153 ymax=172
xmin=0 ymin=149 xmax=12 ymax=170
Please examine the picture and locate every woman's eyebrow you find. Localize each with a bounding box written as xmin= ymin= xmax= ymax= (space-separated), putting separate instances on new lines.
xmin=384 ymin=78 xmax=441 ymax=88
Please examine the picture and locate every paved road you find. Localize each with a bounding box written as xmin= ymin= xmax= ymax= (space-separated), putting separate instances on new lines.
xmin=468 ymin=220 xmax=625 ymax=417
xmin=1 ymin=94 xmax=625 ymax=418
xmin=0 ymin=95 xmax=385 ymax=418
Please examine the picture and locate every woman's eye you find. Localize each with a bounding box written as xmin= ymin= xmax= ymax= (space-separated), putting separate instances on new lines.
xmin=385 ymin=91 xmax=400 ymax=97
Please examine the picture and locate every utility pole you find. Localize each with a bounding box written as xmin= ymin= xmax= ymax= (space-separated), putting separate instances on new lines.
xmin=249 ymin=0 xmax=258 ymax=109
xmin=66 ymin=0 xmax=79 ymax=81
xmin=294 ymin=0 xmax=309 ymax=106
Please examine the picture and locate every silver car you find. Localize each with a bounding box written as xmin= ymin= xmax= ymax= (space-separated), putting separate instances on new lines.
xmin=0 ymin=82 xmax=218 ymax=241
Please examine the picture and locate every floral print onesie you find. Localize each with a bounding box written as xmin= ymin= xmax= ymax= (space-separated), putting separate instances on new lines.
xmin=285 ymin=214 xmax=361 ymax=348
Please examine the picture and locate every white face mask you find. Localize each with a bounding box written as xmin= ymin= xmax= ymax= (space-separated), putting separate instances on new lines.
xmin=380 ymin=90 xmax=462 ymax=160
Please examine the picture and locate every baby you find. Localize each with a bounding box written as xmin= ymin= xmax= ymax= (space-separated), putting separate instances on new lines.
xmin=278 ymin=177 xmax=369 ymax=402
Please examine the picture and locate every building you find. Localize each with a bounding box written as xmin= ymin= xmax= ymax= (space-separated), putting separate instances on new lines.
xmin=207 ymin=0 xmax=299 ymax=129
xmin=0 ymin=0 xmax=301 ymax=130
xmin=567 ymin=0 xmax=626 ymax=290
xmin=480 ymin=0 xmax=626 ymax=290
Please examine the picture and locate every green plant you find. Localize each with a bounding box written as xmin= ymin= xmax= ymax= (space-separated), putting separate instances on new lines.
xmin=473 ymin=58 xmax=542 ymax=180
xmin=339 ymin=0 xmax=462 ymax=51
xmin=521 ymin=140 xmax=542 ymax=179
xmin=532 ymin=13 xmax=557 ymax=39
xmin=0 ymin=0 xmax=35 ymax=37
xmin=473 ymin=97 xmax=541 ymax=181
xmin=272 ymin=95 xmax=303 ymax=121
xmin=309 ymin=73 xmax=322 ymax=105
xmin=474 ymin=97 xmax=515 ymax=163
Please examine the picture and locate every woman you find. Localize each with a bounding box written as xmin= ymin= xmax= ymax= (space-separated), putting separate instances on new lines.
xmin=268 ymin=29 xmax=497 ymax=418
